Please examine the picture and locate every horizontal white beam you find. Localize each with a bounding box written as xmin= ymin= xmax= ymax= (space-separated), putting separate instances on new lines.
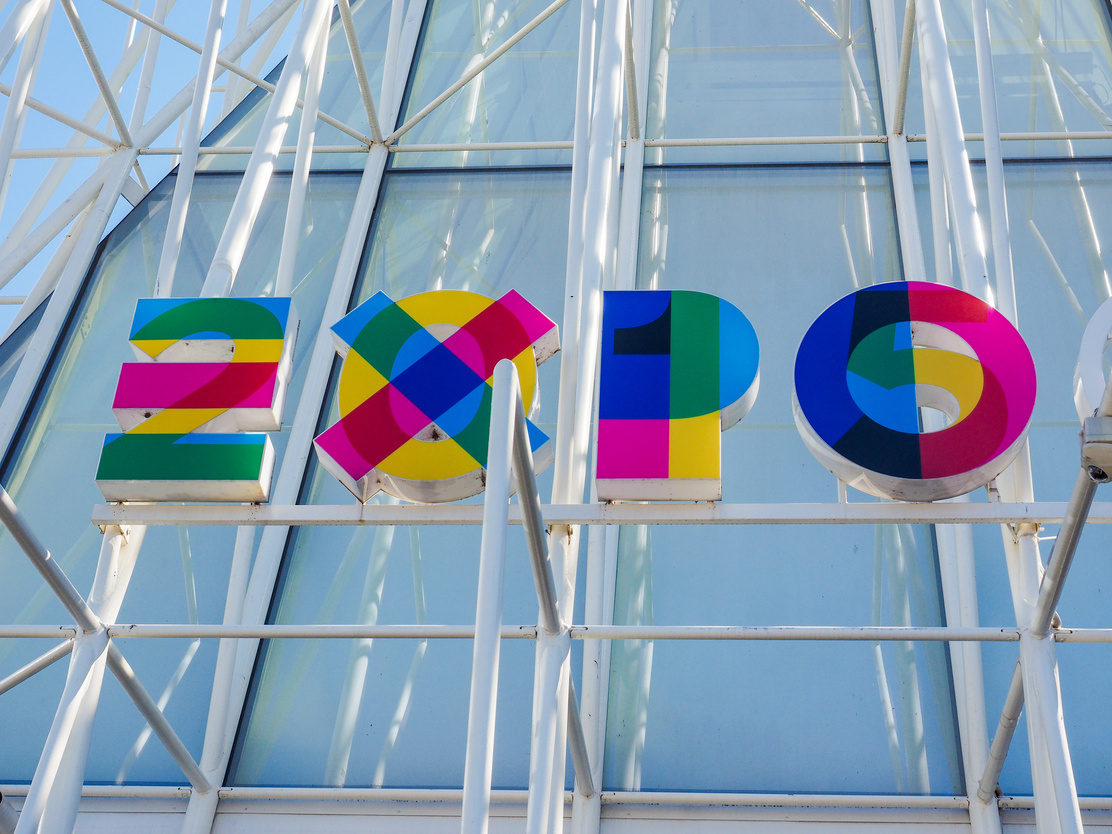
xmin=10 ymin=623 xmax=1108 ymax=642
xmin=92 ymin=501 xmax=1112 ymax=528
xmin=644 ymin=135 xmax=888 ymax=147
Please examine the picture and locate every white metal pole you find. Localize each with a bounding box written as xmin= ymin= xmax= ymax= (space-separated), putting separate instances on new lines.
xmin=0 ymin=167 xmax=109 ymax=291
xmin=153 ymin=0 xmax=229 ymax=298
xmin=540 ymin=1 xmax=626 ymax=828
xmin=572 ymin=0 xmax=651 ymax=827
xmin=0 ymin=0 xmax=49 ymax=78
xmin=916 ymin=0 xmax=989 ymax=299
xmin=868 ymin=0 xmax=926 ymax=283
xmin=58 ymin=0 xmax=135 ymax=148
xmin=274 ymin=15 xmax=328 ymax=297
xmin=0 ymin=640 xmax=73 ymax=696
xmin=128 ymin=0 xmax=173 ymax=135
xmin=201 ymin=0 xmax=332 ymax=298
xmin=461 ymin=360 xmax=516 ymax=834
xmin=0 ymin=4 xmax=48 ymax=221
xmin=969 ymin=0 xmax=1015 ymax=318
xmin=336 ymin=0 xmax=384 ymax=144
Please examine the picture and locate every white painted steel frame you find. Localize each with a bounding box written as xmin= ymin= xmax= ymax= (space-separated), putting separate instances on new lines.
xmin=0 ymin=0 xmax=1110 ymax=831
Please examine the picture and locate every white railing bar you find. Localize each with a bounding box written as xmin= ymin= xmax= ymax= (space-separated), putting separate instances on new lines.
xmin=0 ymin=640 xmax=73 ymax=696
xmin=460 ymin=362 xmax=516 ymax=834
xmin=0 ymin=85 xmax=121 ymax=148
xmin=979 ymin=376 xmax=1112 ymax=800
xmin=0 ymin=297 xmax=26 ymax=305
xmin=894 ymin=0 xmax=915 ymax=135
xmin=222 ymin=787 xmax=563 ymax=802
xmin=573 ymin=625 xmax=1020 ymax=642
xmin=0 ymin=785 xmax=191 ymax=799
xmin=510 ymin=369 xmax=595 ymax=799
xmin=104 ymin=643 xmax=210 ymax=792
xmin=390 ymin=141 xmax=575 ymax=151
xmin=336 ymin=0 xmax=384 ymax=144
xmin=96 ymin=0 xmax=373 ymax=147
xmin=58 ymin=0 xmax=134 ymax=147
xmin=644 ymin=135 xmax=887 ymax=146
xmin=10 ymin=148 xmax=114 ymax=159
xmin=91 ymin=500 xmax=1112 ymax=528
xmin=600 ymin=791 xmax=968 ymax=808
xmin=0 ymin=486 xmax=100 ymax=633
xmin=387 ymin=0 xmax=574 ymax=145
xmin=0 ymin=627 xmax=79 ymax=638
xmin=4 ymin=623 xmax=1050 ymax=641
xmin=1031 ymin=467 xmax=1100 ymax=637
xmin=907 ymin=131 xmax=1112 ymax=142
xmin=979 ymin=661 xmax=1023 ymax=802
xmin=140 ymin=145 xmax=368 ymax=154
xmin=1001 ymin=797 xmax=1112 ymax=810
xmin=102 ymin=624 xmax=537 ymax=639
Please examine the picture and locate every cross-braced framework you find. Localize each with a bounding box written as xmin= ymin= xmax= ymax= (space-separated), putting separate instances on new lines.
xmin=2 ymin=1 xmax=1112 ymax=833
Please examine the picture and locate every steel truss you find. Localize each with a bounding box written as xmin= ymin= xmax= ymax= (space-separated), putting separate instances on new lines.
xmin=0 ymin=0 xmax=1111 ymax=833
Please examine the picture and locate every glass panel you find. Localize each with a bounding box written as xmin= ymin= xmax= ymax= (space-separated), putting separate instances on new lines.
xmin=607 ymin=165 xmax=962 ymax=794
xmin=606 ymin=524 xmax=962 ymax=795
xmin=231 ymin=168 xmax=579 ymax=787
xmin=914 ymin=159 xmax=1112 ymax=796
xmin=901 ymin=0 xmax=1112 ymax=160
xmin=391 ymin=0 xmax=580 ymax=168
xmin=643 ymin=0 xmax=886 ymax=164
xmin=0 ymin=298 xmax=48 ymax=407
xmin=201 ymin=0 xmax=393 ymax=172
xmin=0 ymin=172 xmax=360 ymax=784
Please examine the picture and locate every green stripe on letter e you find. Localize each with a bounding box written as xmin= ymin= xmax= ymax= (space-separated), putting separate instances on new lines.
xmin=669 ymin=290 xmax=721 ymax=418
xmin=97 ymin=433 xmax=267 ymax=481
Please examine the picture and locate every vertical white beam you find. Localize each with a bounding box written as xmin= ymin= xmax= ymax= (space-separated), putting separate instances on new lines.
xmin=202 ymin=0 xmax=333 ymax=298
xmin=461 ymin=361 xmax=516 ymax=834
xmin=868 ymin=0 xmax=925 ymax=283
xmin=916 ymin=0 xmax=989 ymax=299
xmin=970 ymin=0 xmax=1015 ymax=319
xmin=154 ymin=0 xmax=229 ymax=298
xmin=275 ymin=16 xmax=329 ymax=297
xmin=535 ymin=0 xmax=626 ymax=829
xmin=571 ymin=0 xmax=652 ymax=831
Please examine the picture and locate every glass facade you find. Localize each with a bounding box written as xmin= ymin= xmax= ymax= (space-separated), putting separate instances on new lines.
xmin=3 ymin=0 xmax=1112 ymax=829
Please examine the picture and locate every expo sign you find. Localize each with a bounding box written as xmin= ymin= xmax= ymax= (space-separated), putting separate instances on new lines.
xmin=96 ymin=282 xmax=1041 ymax=506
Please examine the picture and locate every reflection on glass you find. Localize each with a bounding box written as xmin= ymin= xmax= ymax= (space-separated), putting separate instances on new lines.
xmin=232 ymin=168 xmax=577 ymax=787
xmin=902 ymin=0 xmax=1112 ymax=159
xmin=0 ymin=172 xmax=359 ymax=784
xmin=644 ymin=0 xmax=885 ymax=163
xmin=201 ymin=0 xmax=393 ymax=171
xmin=392 ymin=0 xmax=580 ymax=168
xmin=603 ymin=522 xmax=962 ymax=794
